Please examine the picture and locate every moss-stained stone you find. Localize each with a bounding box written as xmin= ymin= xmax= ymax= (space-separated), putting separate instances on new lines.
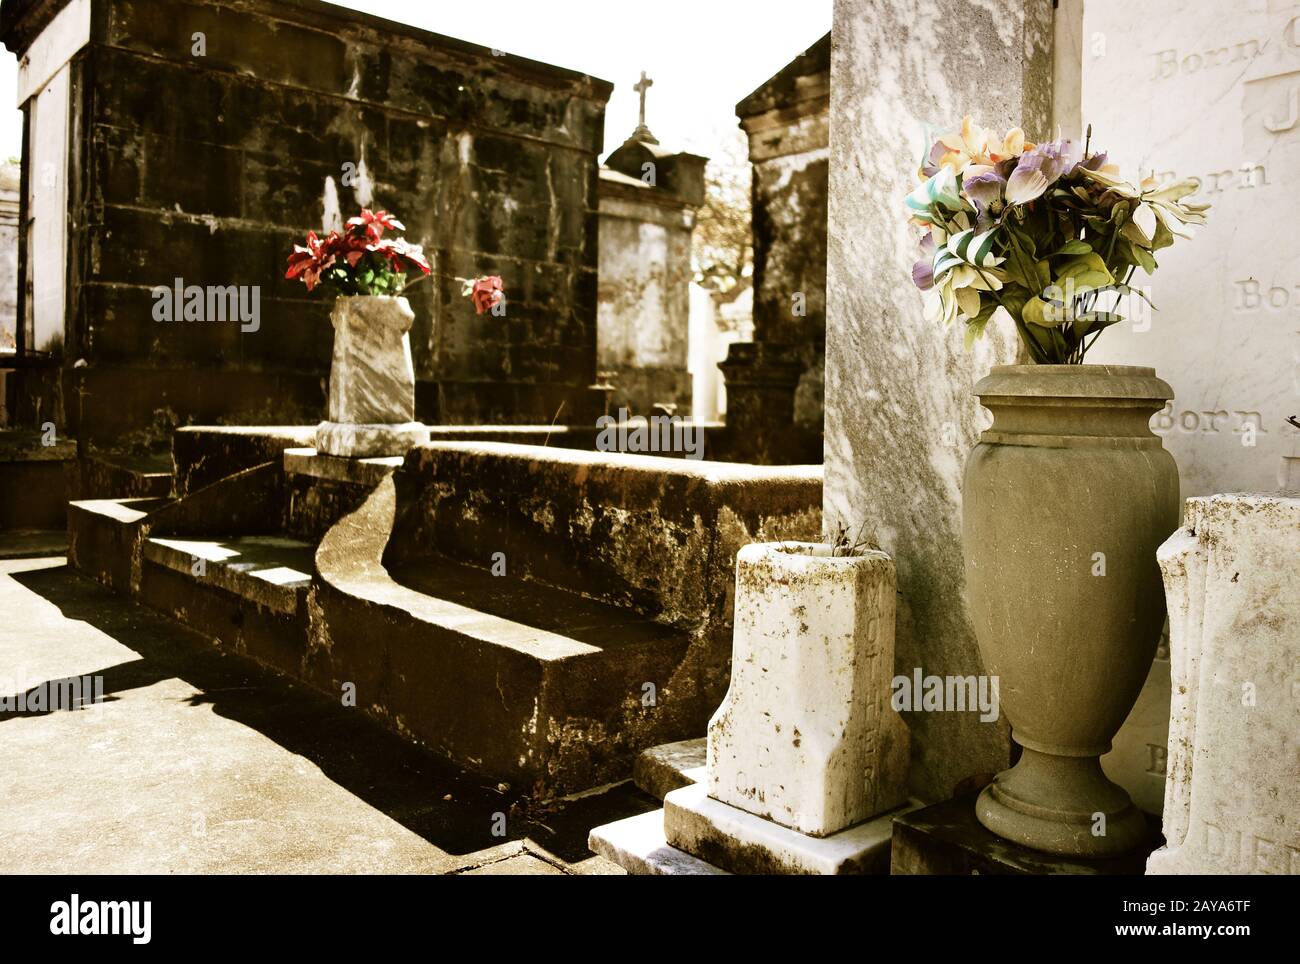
xmin=0 ymin=0 xmax=613 ymax=447
xmin=717 ymin=35 xmax=830 ymax=463
xmin=69 ymin=436 xmax=823 ymax=798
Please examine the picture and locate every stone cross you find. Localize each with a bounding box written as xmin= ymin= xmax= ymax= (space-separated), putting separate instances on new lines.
xmin=633 ymin=70 xmax=653 ymax=128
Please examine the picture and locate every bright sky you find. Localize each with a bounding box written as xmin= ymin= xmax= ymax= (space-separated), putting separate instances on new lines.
xmin=334 ymin=0 xmax=831 ymax=160
xmin=0 ymin=0 xmax=831 ymax=163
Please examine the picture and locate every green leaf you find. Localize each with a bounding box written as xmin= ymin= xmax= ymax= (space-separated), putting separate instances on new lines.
xmin=963 ymin=301 xmax=999 ymax=349
xmin=1073 ymin=309 xmax=1124 ymax=338
xmin=1150 ymin=215 xmax=1176 ymax=251
xmin=1001 ymin=234 xmax=1043 ymax=291
xmin=1055 ymin=253 xmax=1113 ymax=293
xmin=1052 ymin=239 xmax=1092 ymax=257
xmin=1096 ymin=282 xmax=1152 ymax=306
xmin=1022 ymin=320 xmax=1057 ymax=358
xmin=1022 ymin=295 xmax=1059 ymax=327
xmin=947 ymin=228 xmax=1000 ymax=268
xmin=905 ymin=168 xmax=963 ymax=223
xmin=1130 ymin=243 xmax=1157 ymax=273
xmin=999 ymin=287 xmax=1028 ymax=320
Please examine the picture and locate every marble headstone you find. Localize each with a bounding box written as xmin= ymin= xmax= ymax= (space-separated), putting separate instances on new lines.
xmin=1147 ymin=494 xmax=1300 ymax=875
xmin=1079 ymin=0 xmax=1300 ymax=496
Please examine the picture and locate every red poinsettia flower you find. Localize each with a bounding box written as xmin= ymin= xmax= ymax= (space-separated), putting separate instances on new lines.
xmin=463 ymin=275 xmax=504 ymax=314
xmin=284 ymin=230 xmax=339 ymax=292
xmin=286 ymin=208 xmax=427 ymax=296
xmin=339 ymin=229 xmax=373 ymax=268
xmin=377 ymin=237 xmax=431 ymax=276
xmin=346 ymin=208 xmax=405 ymax=243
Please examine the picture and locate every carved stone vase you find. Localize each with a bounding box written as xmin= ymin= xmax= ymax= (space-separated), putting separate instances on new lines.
xmin=962 ymin=365 xmax=1178 ymax=856
xmin=316 ymin=295 xmax=429 ymax=458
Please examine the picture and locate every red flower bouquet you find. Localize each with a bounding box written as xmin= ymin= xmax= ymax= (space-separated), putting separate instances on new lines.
xmin=285 ymin=208 xmax=431 ymax=296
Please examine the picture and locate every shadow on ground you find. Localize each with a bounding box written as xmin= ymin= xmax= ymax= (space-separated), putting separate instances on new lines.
xmin=11 ymin=562 xmax=660 ymax=863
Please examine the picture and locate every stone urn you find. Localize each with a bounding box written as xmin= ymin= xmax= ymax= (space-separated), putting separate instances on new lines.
xmin=962 ymin=365 xmax=1178 ymax=856
xmin=707 ymin=542 xmax=910 ymax=837
xmin=316 ymin=295 xmax=430 ymax=458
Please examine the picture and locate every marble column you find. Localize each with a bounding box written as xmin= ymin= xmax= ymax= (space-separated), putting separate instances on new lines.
xmin=824 ymin=0 xmax=1054 ymax=801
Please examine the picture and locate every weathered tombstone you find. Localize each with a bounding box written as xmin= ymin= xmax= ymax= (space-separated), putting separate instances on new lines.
xmin=1067 ymin=0 xmax=1300 ymax=815
xmin=1079 ymin=0 xmax=1300 ymax=496
xmin=590 ymin=541 xmax=912 ymax=874
xmin=718 ymin=35 xmax=830 ymax=464
xmin=1147 ymin=494 xmax=1300 ymax=875
xmin=824 ymin=0 xmax=1054 ymax=802
xmin=597 ymin=97 xmax=707 ymax=417
xmin=696 ymin=543 xmax=909 ymax=835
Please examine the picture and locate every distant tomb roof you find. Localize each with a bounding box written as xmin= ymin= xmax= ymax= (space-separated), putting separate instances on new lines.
xmin=736 ymin=32 xmax=831 ymax=118
xmin=0 ymin=0 xmax=614 ymax=100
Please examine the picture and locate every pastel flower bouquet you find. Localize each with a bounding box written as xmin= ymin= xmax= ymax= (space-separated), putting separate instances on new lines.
xmin=905 ymin=118 xmax=1208 ymax=363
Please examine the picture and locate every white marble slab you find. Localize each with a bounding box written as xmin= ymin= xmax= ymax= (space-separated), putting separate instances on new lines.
xmin=1147 ymin=494 xmax=1300 ymax=875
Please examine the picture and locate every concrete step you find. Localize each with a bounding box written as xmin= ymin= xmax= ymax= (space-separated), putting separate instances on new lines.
xmin=388 ymin=556 xmax=687 ymax=651
xmin=137 ymin=531 xmax=314 ymax=679
xmin=80 ymin=451 xmax=173 ymax=500
xmin=144 ymin=534 xmax=314 ymax=616
xmin=68 ymin=496 xmax=175 ymax=591
xmin=314 ymin=546 xmax=699 ymax=797
xmin=115 ymin=513 xmax=701 ymax=799
xmin=633 ymin=737 xmax=706 ymax=800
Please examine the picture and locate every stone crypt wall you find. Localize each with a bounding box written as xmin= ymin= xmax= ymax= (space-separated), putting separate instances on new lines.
xmin=824 ymin=0 xmax=1053 ymax=803
xmin=596 ymin=133 xmax=706 ymax=416
xmin=0 ymin=0 xmax=612 ymax=447
xmin=718 ymin=34 xmax=829 ymax=465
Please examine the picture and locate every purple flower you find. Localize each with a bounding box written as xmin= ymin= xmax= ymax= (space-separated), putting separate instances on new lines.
xmin=912 ymin=232 xmax=936 ymax=290
xmin=1005 ymin=139 xmax=1081 ymax=205
xmin=963 ymin=170 xmax=1006 ymax=213
xmin=919 ymin=139 xmax=948 ymax=178
xmin=1076 ymin=151 xmax=1109 ymax=173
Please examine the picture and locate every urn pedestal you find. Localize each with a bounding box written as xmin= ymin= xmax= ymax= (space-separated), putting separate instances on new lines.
xmin=316 ymin=295 xmax=429 ymax=458
xmin=656 ymin=541 xmax=912 ymax=873
xmin=590 ymin=540 xmax=915 ymax=874
xmin=703 ymin=542 xmax=910 ymax=835
xmin=962 ymin=365 xmax=1178 ymax=857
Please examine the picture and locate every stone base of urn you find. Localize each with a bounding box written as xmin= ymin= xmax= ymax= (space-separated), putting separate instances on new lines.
xmin=975 ymin=751 xmax=1149 ymax=858
xmin=318 ymin=295 xmax=429 ymax=459
xmin=314 ymin=420 xmax=430 ymax=458
xmin=892 ymin=794 xmax=1159 ymax=875
xmin=589 ymin=785 xmax=914 ymax=875
xmin=663 ymin=783 xmax=913 ymax=875
xmin=590 ymin=541 xmax=912 ymax=874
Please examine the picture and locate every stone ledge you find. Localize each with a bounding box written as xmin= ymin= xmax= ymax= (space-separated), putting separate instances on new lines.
xmin=144 ymin=534 xmax=313 ymax=616
xmin=633 ymin=737 xmax=706 ymax=800
xmin=283 ymin=447 xmax=403 ymax=485
xmin=588 ymin=809 xmax=730 ymax=875
xmin=663 ymin=782 xmax=908 ymax=875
